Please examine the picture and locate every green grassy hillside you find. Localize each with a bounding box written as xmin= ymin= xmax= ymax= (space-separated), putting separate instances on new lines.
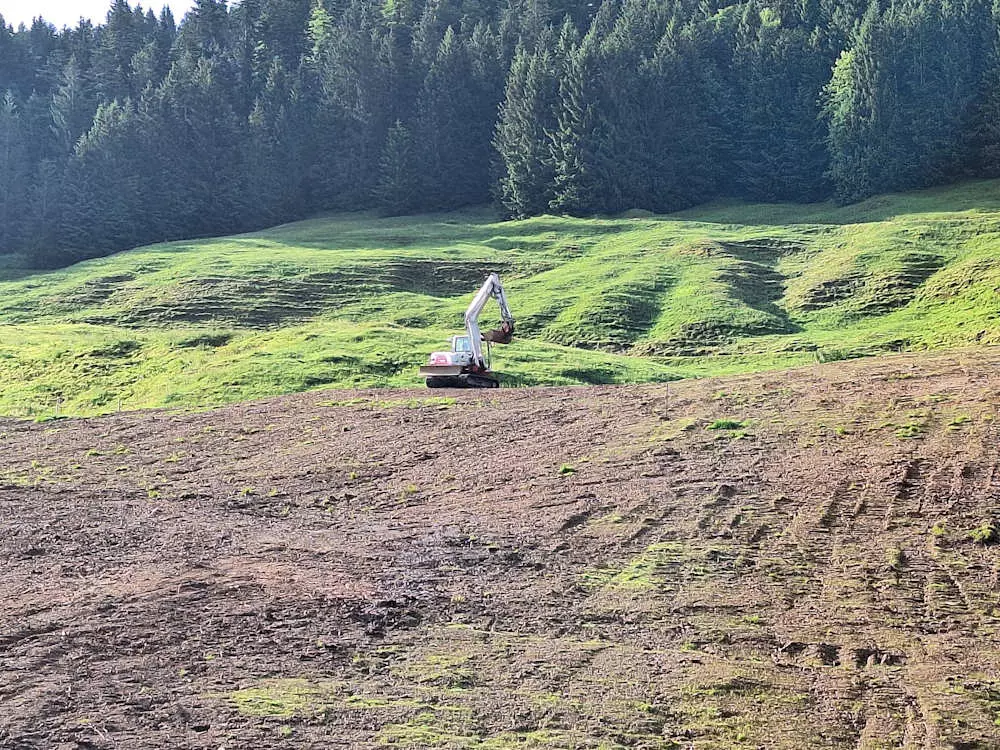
xmin=3 ymin=179 xmax=1000 ymax=417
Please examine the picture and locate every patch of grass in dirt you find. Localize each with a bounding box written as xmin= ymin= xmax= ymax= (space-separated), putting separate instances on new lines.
xmin=675 ymin=672 xmax=812 ymax=748
xmin=581 ymin=542 xmax=686 ymax=591
xmin=585 ymin=512 xmax=627 ymax=533
xmin=356 ymin=627 xmax=687 ymax=748
xmin=378 ymin=718 xmax=609 ymax=749
xmin=375 ymin=686 xmax=672 ymax=748
xmin=886 ymin=546 xmax=906 ymax=571
xmin=967 ymin=522 xmax=998 ymax=545
xmin=894 ymin=422 xmax=926 ymax=439
xmin=226 ymin=678 xmax=338 ymax=718
xmin=648 ymin=417 xmax=697 ymax=442
xmin=708 ymin=419 xmax=746 ymax=431
xmin=948 ymin=414 xmax=973 ymax=429
xmin=964 ymin=679 xmax=1000 ymax=727
xmin=2 ymin=461 xmax=56 ymax=486
xmin=941 ymin=677 xmax=1000 ymax=736
xmin=394 ymin=652 xmax=476 ymax=690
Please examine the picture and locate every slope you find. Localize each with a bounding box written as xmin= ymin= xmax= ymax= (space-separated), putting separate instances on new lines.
xmin=2 ymin=179 xmax=1000 ymax=416
xmin=2 ymin=349 xmax=1000 ymax=748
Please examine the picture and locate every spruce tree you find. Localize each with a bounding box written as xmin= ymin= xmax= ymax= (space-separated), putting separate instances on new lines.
xmin=374 ymin=119 xmax=420 ymax=213
xmin=824 ymin=2 xmax=883 ymax=202
xmin=0 ymin=92 xmax=28 ymax=253
xmin=732 ymin=3 xmax=832 ymax=201
xmin=51 ymin=55 xmax=95 ymax=152
xmin=415 ymin=26 xmax=483 ymax=208
xmin=63 ymin=99 xmax=145 ymax=258
xmin=247 ymin=57 xmax=303 ymax=223
xmin=92 ymin=0 xmax=144 ymax=102
xmin=494 ymin=37 xmax=560 ymax=217
xmin=549 ymin=14 xmax=604 ymax=214
xmin=644 ymin=19 xmax=722 ymax=210
xmin=826 ymin=0 xmax=994 ymax=202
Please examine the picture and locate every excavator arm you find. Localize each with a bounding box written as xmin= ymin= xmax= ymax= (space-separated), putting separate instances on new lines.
xmin=465 ymin=273 xmax=515 ymax=369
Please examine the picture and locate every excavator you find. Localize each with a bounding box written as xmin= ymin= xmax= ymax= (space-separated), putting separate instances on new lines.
xmin=419 ymin=272 xmax=514 ymax=388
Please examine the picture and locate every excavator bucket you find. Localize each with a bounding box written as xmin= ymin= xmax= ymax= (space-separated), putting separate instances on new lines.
xmin=483 ymin=322 xmax=514 ymax=345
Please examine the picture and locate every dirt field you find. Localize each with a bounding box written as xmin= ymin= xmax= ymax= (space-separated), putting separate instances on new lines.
xmin=3 ymin=349 xmax=1000 ymax=749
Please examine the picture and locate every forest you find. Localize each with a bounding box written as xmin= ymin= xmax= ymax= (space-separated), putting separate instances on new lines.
xmin=1 ymin=0 xmax=999 ymax=267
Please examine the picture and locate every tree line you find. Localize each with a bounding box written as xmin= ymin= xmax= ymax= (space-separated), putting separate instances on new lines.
xmin=1 ymin=0 xmax=999 ymax=267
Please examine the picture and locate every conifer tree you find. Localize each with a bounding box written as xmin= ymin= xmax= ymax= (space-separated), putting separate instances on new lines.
xmin=51 ymin=55 xmax=95 ymax=152
xmin=549 ymin=13 xmax=605 ymax=214
xmin=63 ymin=99 xmax=145 ymax=258
xmin=643 ymin=19 xmax=722 ymax=210
xmin=92 ymin=0 xmax=144 ymax=102
xmin=0 ymin=92 xmax=28 ymax=253
xmin=824 ymin=2 xmax=884 ymax=202
xmin=247 ymin=58 xmax=303 ymax=222
xmin=825 ymin=0 xmax=994 ymax=202
xmin=732 ymin=3 xmax=832 ymax=200
xmin=494 ymin=36 xmax=560 ymax=216
xmin=374 ymin=119 xmax=420 ymax=212
xmin=415 ymin=26 xmax=483 ymax=208
xmin=147 ymin=53 xmax=249 ymax=236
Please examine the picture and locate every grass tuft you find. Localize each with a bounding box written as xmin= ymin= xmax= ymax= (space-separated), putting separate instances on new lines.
xmin=708 ymin=419 xmax=746 ymax=431
xmin=968 ymin=522 xmax=998 ymax=545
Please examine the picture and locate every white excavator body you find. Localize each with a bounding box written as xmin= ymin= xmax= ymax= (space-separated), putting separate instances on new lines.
xmin=419 ymin=274 xmax=514 ymax=388
xmin=426 ymin=336 xmax=475 ymax=367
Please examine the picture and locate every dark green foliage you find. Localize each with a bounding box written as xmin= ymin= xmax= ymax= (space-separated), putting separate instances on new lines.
xmin=825 ymin=0 xmax=996 ymax=203
xmin=968 ymin=66 xmax=1000 ymax=177
xmin=967 ymin=521 xmax=998 ymax=545
xmin=494 ymin=36 xmax=561 ymax=216
xmin=63 ymin=99 xmax=147 ymax=259
xmin=416 ymin=25 xmax=475 ymax=207
xmin=92 ymin=0 xmax=148 ymax=103
xmin=548 ymin=15 xmax=604 ymax=214
xmin=305 ymin=0 xmax=392 ymax=209
xmin=0 ymin=92 xmax=30 ymax=252
xmin=414 ymin=25 xmax=500 ymax=208
xmin=641 ymin=19 xmax=723 ymax=209
xmin=51 ymin=55 xmax=96 ymax=152
xmin=247 ymin=58 xmax=310 ymax=222
xmin=2 ymin=0 xmax=1000 ymax=266
xmin=730 ymin=1 xmax=832 ymax=201
xmin=708 ymin=419 xmax=746 ymax=430
xmin=154 ymin=54 xmax=250 ymax=233
xmin=375 ymin=120 xmax=421 ymax=212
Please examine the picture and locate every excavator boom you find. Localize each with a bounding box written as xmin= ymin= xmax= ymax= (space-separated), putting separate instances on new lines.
xmin=464 ymin=273 xmax=514 ymax=369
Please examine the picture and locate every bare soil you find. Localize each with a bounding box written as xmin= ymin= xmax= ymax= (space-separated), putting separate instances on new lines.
xmin=3 ymin=349 xmax=1000 ymax=749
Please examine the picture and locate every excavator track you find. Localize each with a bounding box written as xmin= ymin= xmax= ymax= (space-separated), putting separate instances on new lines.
xmin=464 ymin=374 xmax=500 ymax=389
xmin=425 ymin=374 xmax=499 ymax=389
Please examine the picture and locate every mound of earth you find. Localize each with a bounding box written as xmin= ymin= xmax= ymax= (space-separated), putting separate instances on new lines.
xmin=2 ymin=349 xmax=1000 ymax=748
